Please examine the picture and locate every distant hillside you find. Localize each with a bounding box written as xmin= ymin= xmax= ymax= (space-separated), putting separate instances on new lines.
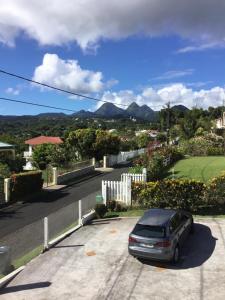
xmin=95 ymin=102 xmax=127 ymax=117
xmin=126 ymin=102 xmax=156 ymax=121
xmin=171 ymin=105 xmax=189 ymax=112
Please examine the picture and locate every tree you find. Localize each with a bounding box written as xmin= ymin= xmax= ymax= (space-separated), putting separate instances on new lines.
xmin=135 ymin=133 xmax=151 ymax=149
xmin=94 ymin=130 xmax=121 ymax=160
xmin=32 ymin=144 xmax=55 ymax=169
xmin=66 ymin=129 xmax=96 ymax=159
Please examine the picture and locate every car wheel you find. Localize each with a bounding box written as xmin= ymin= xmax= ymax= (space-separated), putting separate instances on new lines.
xmin=172 ymin=245 xmax=180 ymax=264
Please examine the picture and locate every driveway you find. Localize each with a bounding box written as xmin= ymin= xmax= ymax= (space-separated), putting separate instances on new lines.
xmin=1 ymin=217 xmax=225 ymax=300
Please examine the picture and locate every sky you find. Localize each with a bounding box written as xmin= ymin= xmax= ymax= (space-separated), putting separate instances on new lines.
xmin=1 ymin=0 xmax=225 ymax=115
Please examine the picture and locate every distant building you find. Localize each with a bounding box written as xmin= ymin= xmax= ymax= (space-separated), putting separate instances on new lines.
xmin=215 ymin=112 xmax=225 ymax=129
xmin=23 ymin=136 xmax=63 ymax=170
xmin=0 ymin=142 xmax=15 ymax=160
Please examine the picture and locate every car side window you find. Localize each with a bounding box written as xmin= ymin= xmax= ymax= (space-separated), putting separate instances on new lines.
xmin=180 ymin=213 xmax=188 ymax=223
xmin=169 ymin=214 xmax=181 ymax=233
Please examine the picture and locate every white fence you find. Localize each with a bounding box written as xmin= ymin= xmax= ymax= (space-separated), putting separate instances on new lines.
xmin=121 ymin=168 xmax=147 ymax=183
xmin=106 ymin=148 xmax=146 ymax=167
xmin=102 ymin=177 xmax=132 ymax=205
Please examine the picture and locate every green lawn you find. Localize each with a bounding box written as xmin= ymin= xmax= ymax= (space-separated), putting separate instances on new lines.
xmin=166 ymin=156 xmax=225 ymax=183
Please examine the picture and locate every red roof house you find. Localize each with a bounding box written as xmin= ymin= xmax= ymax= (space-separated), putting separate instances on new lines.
xmin=25 ymin=136 xmax=63 ymax=146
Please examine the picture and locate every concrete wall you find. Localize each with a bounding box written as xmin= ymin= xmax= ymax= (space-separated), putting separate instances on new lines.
xmin=57 ymin=166 xmax=95 ymax=185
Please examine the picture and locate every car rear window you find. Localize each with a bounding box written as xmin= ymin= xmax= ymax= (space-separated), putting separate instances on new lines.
xmin=133 ymin=224 xmax=165 ymax=238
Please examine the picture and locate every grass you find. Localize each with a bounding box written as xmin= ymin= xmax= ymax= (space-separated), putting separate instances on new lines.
xmin=105 ymin=208 xmax=225 ymax=219
xmin=166 ymin=156 xmax=225 ymax=183
xmin=12 ymin=245 xmax=43 ymax=270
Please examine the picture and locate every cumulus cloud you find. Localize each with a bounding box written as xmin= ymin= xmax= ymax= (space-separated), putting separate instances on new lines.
xmin=1 ymin=0 xmax=225 ymax=50
xmin=33 ymin=53 xmax=104 ymax=94
xmin=99 ymin=83 xmax=225 ymax=110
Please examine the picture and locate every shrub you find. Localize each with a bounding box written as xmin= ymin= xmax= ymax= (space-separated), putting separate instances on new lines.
xmin=10 ymin=171 xmax=43 ymax=200
xmin=114 ymin=202 xmax=128 ymax=212
xmin=132 ymin=179 xmax=206 ymax=211
xmin=107 ymin=200 xmax=117 ymax=211
xmin=129 ymin=165 xmax=143 ymax=174
xmin=0 ymin=163 xmax=11 ymax=178
xmin=208 ymin=173 xmax=225 ymax=205
xmin=95 ymin=203 xmax=108 ymax=218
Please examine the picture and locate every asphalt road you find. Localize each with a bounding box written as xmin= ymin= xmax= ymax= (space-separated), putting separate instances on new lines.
xmin=0 ymin=165 xmax=128 ymax=241
xmin=1 ymin=218 xmax=224 ymax=300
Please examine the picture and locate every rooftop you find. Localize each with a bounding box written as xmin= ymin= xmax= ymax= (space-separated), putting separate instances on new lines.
xmin=0 ymin=142 xmax=15 ymax=149
xmin=25 ymin=136 xmax=63 ymax=146
xmin=138 ymin=208 xmax=176 ymax=226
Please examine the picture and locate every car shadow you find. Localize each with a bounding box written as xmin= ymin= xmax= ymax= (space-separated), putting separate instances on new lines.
xmin=138 ymin=223 xmax=217 ymax=270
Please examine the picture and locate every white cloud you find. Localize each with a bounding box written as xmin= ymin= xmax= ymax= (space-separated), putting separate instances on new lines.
xmin=1 ymin=0 xmax=225 ymax=50
xmin=5 ymin=87 xmax=20 ymax=95
xmin=153 ymin=69 xmax=194 ymax=81
xmin=176 ymin=41 xmax=225 ymax=54
xmin=33 ymin=53 xmax=104 ymax=94
xmin=99 ymin=83 xmax=225 ymax=110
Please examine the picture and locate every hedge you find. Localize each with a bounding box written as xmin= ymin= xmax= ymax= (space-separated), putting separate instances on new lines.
xmin=208 ymin=172 xmax=225 ymax=205
xmin=132 ymin=179 xmax=206 ymax=211
xmin=10 ymin=171 xmax=43 ymax=200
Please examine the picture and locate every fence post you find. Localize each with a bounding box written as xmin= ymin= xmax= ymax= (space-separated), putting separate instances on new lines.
xmin=4 ymin=178 xmax=11 ymax=203
xmin=44 ymin=217 xmax=49 ymax=250
xmin=52 ymin=167 xmax=58 ymax=185
xmin=92 ymin=157 xmax=96 ymax=168
xmin=142 ymin=168 xmax=147 ymax=182
xmin=78 ymin=199 xmax=82 ymax=226
xmin=102 ymin=181 xmax=107 ymax=205
xmin=103 ymin=155 xmax=108 ymax=168
xmin=127 ymin=177 xmax=132 ymax=206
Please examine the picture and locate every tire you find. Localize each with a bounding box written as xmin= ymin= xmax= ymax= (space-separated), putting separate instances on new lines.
xmin=172 ymin=245 xmax=180 ymax=264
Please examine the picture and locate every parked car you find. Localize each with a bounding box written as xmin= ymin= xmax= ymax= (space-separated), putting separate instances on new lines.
xmin=128 ymin=208 xmax=194 ymax=263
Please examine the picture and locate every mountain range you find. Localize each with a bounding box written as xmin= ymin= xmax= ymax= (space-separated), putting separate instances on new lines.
xmin=0 ymin=102 xmax=189 ymax=122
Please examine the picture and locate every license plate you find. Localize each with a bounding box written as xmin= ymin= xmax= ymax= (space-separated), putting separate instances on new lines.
xmin=140 ymin=243 xmax=154 ymax=248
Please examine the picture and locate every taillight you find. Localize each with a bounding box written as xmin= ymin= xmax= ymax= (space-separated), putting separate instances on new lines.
xmin=155 ymin=240 xmax=171 ymax=248
xmin=129 ymin=236 xmax=137 ymax=243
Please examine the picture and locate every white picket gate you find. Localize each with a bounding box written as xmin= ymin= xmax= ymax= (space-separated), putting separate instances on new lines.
xmin=121 ymin=168 xmax=147 ymax=183
xmin=102 ymin=177 xmax=132 ymax=205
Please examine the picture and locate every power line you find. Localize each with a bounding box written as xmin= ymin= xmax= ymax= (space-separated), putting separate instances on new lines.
xmin=0 ymin=68 xmax=128 ymax=108
xmin=0 ymin=97 xmax=77 ymax=113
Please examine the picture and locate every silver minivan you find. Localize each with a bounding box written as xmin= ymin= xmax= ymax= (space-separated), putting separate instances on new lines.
xmin=128 ymin=208 xmax=193 ymax=263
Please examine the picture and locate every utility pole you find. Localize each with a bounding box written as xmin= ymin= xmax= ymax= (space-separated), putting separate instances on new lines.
xmin=166 ymin=101 xmax=171 ymax=146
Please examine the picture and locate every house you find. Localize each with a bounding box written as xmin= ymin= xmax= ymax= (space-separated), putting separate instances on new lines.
xmin=23 ymin=136 xmax=63 ymax=170
xmin=215 ymin=112 xmax=225 ymax=129
xmin=0 ymin=142 xmax=15 ymax=160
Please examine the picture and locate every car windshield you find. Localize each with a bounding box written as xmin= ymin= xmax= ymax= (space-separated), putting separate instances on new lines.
xmin=133 ymin=224 xmax=165 ymax=238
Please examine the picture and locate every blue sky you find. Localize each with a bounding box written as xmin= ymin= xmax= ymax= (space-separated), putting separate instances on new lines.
xmin=1 ymin=0 xmax=225 ymax=115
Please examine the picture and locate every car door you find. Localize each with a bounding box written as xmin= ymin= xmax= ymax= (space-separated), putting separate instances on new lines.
xmin=169 ymin=213 xmax=186 ymax=247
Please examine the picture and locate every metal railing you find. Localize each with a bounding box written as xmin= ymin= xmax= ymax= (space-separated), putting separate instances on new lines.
xmin=57 ymin=159 xmax=93 ymax=176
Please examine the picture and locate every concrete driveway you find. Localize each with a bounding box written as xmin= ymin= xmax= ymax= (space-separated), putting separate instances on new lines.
xmin=1 ymin=217 xmax=225 ymax=300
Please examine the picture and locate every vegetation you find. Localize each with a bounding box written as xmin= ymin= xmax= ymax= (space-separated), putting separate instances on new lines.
xmin=95 ymin=203 xmax=108 ymax=218
xmin=166 ymin=156 xmax=225 ymax=183
xmin=132 ymin=180 xmax=206 ymax=211
xmin=11 ymin=171 xmax=43 ymax=200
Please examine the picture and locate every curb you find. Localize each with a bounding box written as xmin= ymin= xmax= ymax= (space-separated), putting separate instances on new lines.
xmin=0 ymin=266 xmax=25 ymax=289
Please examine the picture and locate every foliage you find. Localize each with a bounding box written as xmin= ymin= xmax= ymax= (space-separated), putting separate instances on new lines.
xmin=133 ymin=146 xmax=183 ymax=181
xmin=107 ymin=200 xmax=128 ymax=212
xmin=179 ymin=134 xmax=224 ymax=156
xmin=208 ymin=172 xmax=225 ymax=205
xmin=0 ymin=163 xmax=11 ymax=178
xmin=10 ymin=171 xmax=43 ymax=200
xmin=95 ymin=203 xmax=108 ymax=218
xmin=94 ymin=130 xmax=120 ymax=160
xmin=135 ymin=133 xmax=152 ymax=148
xmin=67 ymin=128 xmax=96 ymax=160
xmin=132 ymin=180 xmax=206 ymax=211
xmin=129 ymin=165 xmax=143 ymax=174
xmin=32 ymin=144 xmax=55 ymax=170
